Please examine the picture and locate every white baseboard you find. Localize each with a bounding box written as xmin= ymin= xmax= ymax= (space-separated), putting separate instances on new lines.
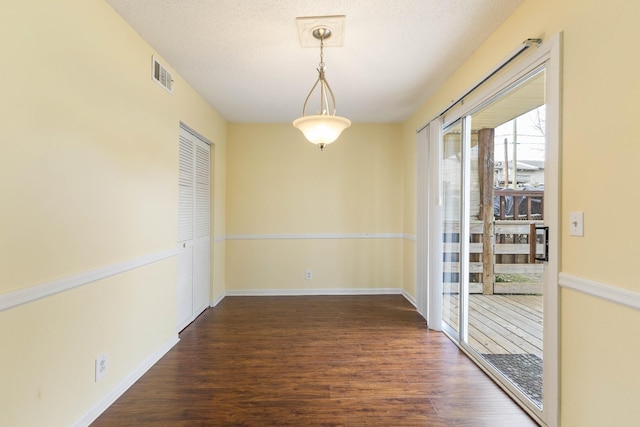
xmin=224 ymin=288 xmax=403 ymax=297
xmin=210 ymin=292 xmax=225 ymax=307
xmin=73 ymin=334 xmax=180 ymax=427
xmin=559 ymin=272 xmax=640 ymax=310
xmin=402 ymin=290 xmax=417 ymax=307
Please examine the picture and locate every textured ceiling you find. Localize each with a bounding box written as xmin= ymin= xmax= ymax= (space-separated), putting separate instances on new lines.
xmin=104 ymin=0 xmax=524 ymax=123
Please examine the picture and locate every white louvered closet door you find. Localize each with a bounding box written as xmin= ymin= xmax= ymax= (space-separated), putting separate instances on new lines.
xmin=177 ymin=126 xmax=210 ymax=332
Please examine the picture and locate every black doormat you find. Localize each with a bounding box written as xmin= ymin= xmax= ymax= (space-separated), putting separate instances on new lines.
xmin=482 ymin=353 xmax=542 ymax=407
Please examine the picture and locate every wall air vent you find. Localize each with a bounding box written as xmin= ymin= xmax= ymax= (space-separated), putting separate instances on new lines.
xmin=152 ymin=56 xmax=173 ymax=94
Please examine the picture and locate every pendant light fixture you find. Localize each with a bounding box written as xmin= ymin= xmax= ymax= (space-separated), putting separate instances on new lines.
xmin=292 ymin=27 xmax=351 ymax=151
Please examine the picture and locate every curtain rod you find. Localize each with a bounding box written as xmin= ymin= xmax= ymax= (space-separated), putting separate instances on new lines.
xmin=417 ymin=38 xmax=542 ymax=133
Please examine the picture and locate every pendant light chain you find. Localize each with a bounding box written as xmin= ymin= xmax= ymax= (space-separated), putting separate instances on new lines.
xmin=319 ymin=30 xmax=325 ymax=70
xmin=318 ymin=30 xmax=328 ymax=115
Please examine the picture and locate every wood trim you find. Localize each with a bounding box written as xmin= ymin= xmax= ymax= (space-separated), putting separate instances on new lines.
xmin=559 ymin=273 xmax=640 ymax=311
xmin=529 ymin=223 xmax=537 ymax=263
xmin=72 ymin=335 xmax=179 ymax=427
xmin=0 ymin=248 xmax=179 ymax=312
xmin=479 ymin=127 xmax=495 ymax=295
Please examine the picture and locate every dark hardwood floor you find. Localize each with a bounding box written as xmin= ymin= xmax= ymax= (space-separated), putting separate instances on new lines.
xmin=92 ymin=295 xmax=537 ymax=426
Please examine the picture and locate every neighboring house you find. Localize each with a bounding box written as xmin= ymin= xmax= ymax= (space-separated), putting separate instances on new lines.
xmin=495 ymin=160 xmax=545 ymax=188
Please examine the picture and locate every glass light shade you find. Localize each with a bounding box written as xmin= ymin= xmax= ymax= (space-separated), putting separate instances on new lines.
xmin=292 ymin=114 xmax=351 ymax=145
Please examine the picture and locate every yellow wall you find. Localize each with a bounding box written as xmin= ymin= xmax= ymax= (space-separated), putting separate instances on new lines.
xmin=560 ymin=290 xmax=640 ymax=426
xmin=226 ymin=123 xmax=404 ymax=292
xmin=403 ymin=0 xmax=640 ymax=425
xmin=0 ymin=1 xmax=226 ymax=425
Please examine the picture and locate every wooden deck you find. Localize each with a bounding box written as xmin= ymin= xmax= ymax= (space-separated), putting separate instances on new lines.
xmin=443 ymin=294 xmax=543 ymax=358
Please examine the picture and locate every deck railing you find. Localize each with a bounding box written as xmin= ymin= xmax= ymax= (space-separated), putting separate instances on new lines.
xmin=443 ymin=220 xmax=544 ymax=295
xmin=494 ymin=189 xmax=544 ymax=220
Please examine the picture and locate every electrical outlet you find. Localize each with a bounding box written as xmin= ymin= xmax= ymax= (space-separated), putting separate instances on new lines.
xmin=305 ymin=270 xmax=312 ymax=280
xmin=95 ymin=353 xmax=108 ymax=382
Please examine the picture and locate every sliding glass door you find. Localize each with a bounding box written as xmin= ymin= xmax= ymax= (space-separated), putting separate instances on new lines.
xmin=468 ymin=68 xmax=546 ymax=411
xmin=439 ymin=62 xmax=556 ymax=423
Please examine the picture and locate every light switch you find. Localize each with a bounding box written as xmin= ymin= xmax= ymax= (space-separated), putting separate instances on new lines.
xmin=569 ymin=212 xmax=584 ymax=236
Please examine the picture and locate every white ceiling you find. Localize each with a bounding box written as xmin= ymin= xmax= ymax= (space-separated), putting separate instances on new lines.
xmin=104 ymin=0 xmax=524 ymax=123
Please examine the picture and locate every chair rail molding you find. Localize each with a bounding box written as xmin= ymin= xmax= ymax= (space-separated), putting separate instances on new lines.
xmin=0 ymin=248 xmax=179 ymax=312
xmin=559 ymin=272 xmax=640 ymax=310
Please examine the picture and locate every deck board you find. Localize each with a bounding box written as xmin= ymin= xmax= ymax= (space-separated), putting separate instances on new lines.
xmin=443 ymin=294 xmax=543 ymax=357
xmin=472 ymin=296 xmax=543 ymax=340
